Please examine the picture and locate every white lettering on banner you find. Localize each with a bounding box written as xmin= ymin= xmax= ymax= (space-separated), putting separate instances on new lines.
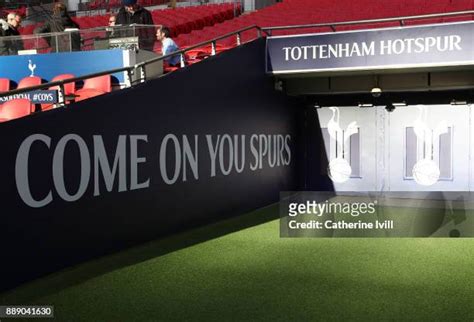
xmin=52 ymin=134 xmax=91 ymax=202
xmin=291 ymin=46 xmax=302 ymax=61
xmin=250 ymin=134 xmax=259 ymax=171
xmin=285 ymin=135 xmax=291 ymax=165
xmin=234 ymin=135 xmax=246 ymax=173
xmin=183 ymin=135 xmax=199 ymax=182
xmin=16 ymin=134 xmax=151 ymax=208
xmin=206 ymin=134 xmax=220 ymax=177
xmin=219 ymin=134 xmax=234 ymax=176
xmin=249 ymin=134 xmax=292 ymax=169
xmin=15 ymin=133 xmax=293 ymax=208
xmin=258 ymin=134 xmax=268 ymax=170
xmin=0 ymin=93 xmax=31 ymax=103
xmin=206 ymin=134 xmax=248 ymax=176
xmin=93 ymin=135 xmax=127 ymax=196
xmin=130 ymin=135 xmax=150 ymax=190
xmin=160 ymin=134 xmax=181 ymax=184
xmin=0 ymin=91 xmax=57 ymax=104
xmin=16 ymin=134 xmax=53 ymax=208
xmin=160 ymin=134 xmax=199 ymax=184
xmin=282 ymin=35 xmax=462 ymax=61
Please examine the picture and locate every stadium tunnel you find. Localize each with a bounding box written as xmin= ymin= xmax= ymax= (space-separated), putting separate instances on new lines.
xmin=266 ymin=20 xmax=474 ymax=243
xmin=276 ymin=66 xmax=474 ymax=191
xmin=266 ymin=20 xmax=474 ymax=192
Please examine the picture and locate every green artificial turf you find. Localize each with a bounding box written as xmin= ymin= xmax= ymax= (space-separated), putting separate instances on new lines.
xmin=1 ymin=204 xmax=473 ymax=321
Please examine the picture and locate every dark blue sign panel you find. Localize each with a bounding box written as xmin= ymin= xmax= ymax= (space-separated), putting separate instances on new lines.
xmin=266 ymin=21 xmax=474 ymax=74
xmin=0 ymin=49 xmax=126 ymax=83
xmin=0 ymin=39 xmax=301 ymax=291
xmin=0 ymin=90 xmax=58 ymax=104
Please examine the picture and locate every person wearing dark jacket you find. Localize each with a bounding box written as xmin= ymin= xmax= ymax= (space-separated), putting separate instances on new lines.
xmin=115 ymin=0 xmax=155 ymax=51
xmin=34 ymin=3 xmax=81 ymax=52
xmin=0 ymin=13 xmax=24 ymax=55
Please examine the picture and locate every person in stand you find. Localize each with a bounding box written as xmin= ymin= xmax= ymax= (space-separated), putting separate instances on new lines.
xmin=115 ymin=0 xmax=155 ymax=51
xmin=109 ymin=15 xmax=117 ymax=27
xmin=0 ymin=12 xmax=24 ymax=55
xmin=106 ymin=14 xmax=118 ymax=38
xmin=34 ymin=3 xmax=81 ymax=52
xmin=156 ymin=25 xmax=181 ymax=67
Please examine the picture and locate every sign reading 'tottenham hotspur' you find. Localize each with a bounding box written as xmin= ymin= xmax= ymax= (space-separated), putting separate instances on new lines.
xmin=266 ymin=21 xmax=474 ymax=74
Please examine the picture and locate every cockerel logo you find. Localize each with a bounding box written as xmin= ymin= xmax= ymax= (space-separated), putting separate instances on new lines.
xmin=326 ymin=106 xmax=359 ymax=183
xmin=412 ymin=105 xmax=449 ymax=186
xmin=28 ymin=59 xmax=37 ymax=77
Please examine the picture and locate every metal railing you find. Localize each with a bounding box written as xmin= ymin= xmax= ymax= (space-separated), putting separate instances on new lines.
xmin=262 ymin=10 xmax=474 ymax=34
xmin=0 ymin=25 xmax=263 ymax=102
xmin=0 ymin=24 xmax=161 ymax=56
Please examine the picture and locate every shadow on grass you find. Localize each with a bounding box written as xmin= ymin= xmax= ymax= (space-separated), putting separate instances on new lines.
xmin=0 ymin=203 xmax=280 ymax=304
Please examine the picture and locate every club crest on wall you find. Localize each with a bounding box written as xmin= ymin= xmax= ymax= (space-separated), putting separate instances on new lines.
xmin=326 ymin=106 xmax=359 ymax=183
xmin=412 ymin=105 xmax=449 ymax=186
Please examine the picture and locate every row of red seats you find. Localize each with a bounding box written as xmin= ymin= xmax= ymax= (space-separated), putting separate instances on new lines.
xmin=17 ymin=3 xmax=239 ymax=38
xmin=158 ymin=0 xmax=474 ymax=70
xmin=171 ymin=0 xmax=474 ymax=49
xmin=0 ymin=74 xmax=112 ymax=122
xmin=151 ymin=3 xmax=240 ymax=37
xmin=16 ymin=3 xmax=240 ymax=54
xmin=75 ymin=3 xmax=239 ymax=35
xmin=0 ymin=75 xmax=110 ymax=97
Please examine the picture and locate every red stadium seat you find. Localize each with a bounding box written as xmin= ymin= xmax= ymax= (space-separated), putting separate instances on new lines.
xmin=17 ymin=76 xmax=42 ymax=89
xmin=163 ymin=66 xmax=180 ymax=73
xmin=0 ymin=78 xmax=10 ymax=92
xmin=74 ymin=88 xmax=108 ymax=102
xmin=82 ymin=75 xmax=111 ymax=93
xmin=0 ymin=99 xmax=33 ymax=122
xmin=75 ymin=75 xmax=112 ymax=102
xmin=50 ymin=74 xmax=76 ymax=97
xmin=40 ymin=74 xmax=77 ymax=111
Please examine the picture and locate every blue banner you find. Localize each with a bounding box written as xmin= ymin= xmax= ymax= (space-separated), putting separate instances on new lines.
xmin=0 ymin=49 xmax=126 ymax=84
xmin=266 ymin=21 xmax=474 ymax=74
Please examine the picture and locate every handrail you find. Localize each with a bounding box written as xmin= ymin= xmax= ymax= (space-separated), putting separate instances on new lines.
xmin=0 ymin=66 xmax=131 ymax=97
xmin=0 ymin=25 xmax=263 ymax=98
xmin=0 ymin=29 xmax=81 ymax=41
xmin=0 ymin=24 xmax=160 ymax=42
xmin=135 ymin=24 xmax=262 ymax=69
xmin=262 ymin=10 xmax=474 ymax=33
